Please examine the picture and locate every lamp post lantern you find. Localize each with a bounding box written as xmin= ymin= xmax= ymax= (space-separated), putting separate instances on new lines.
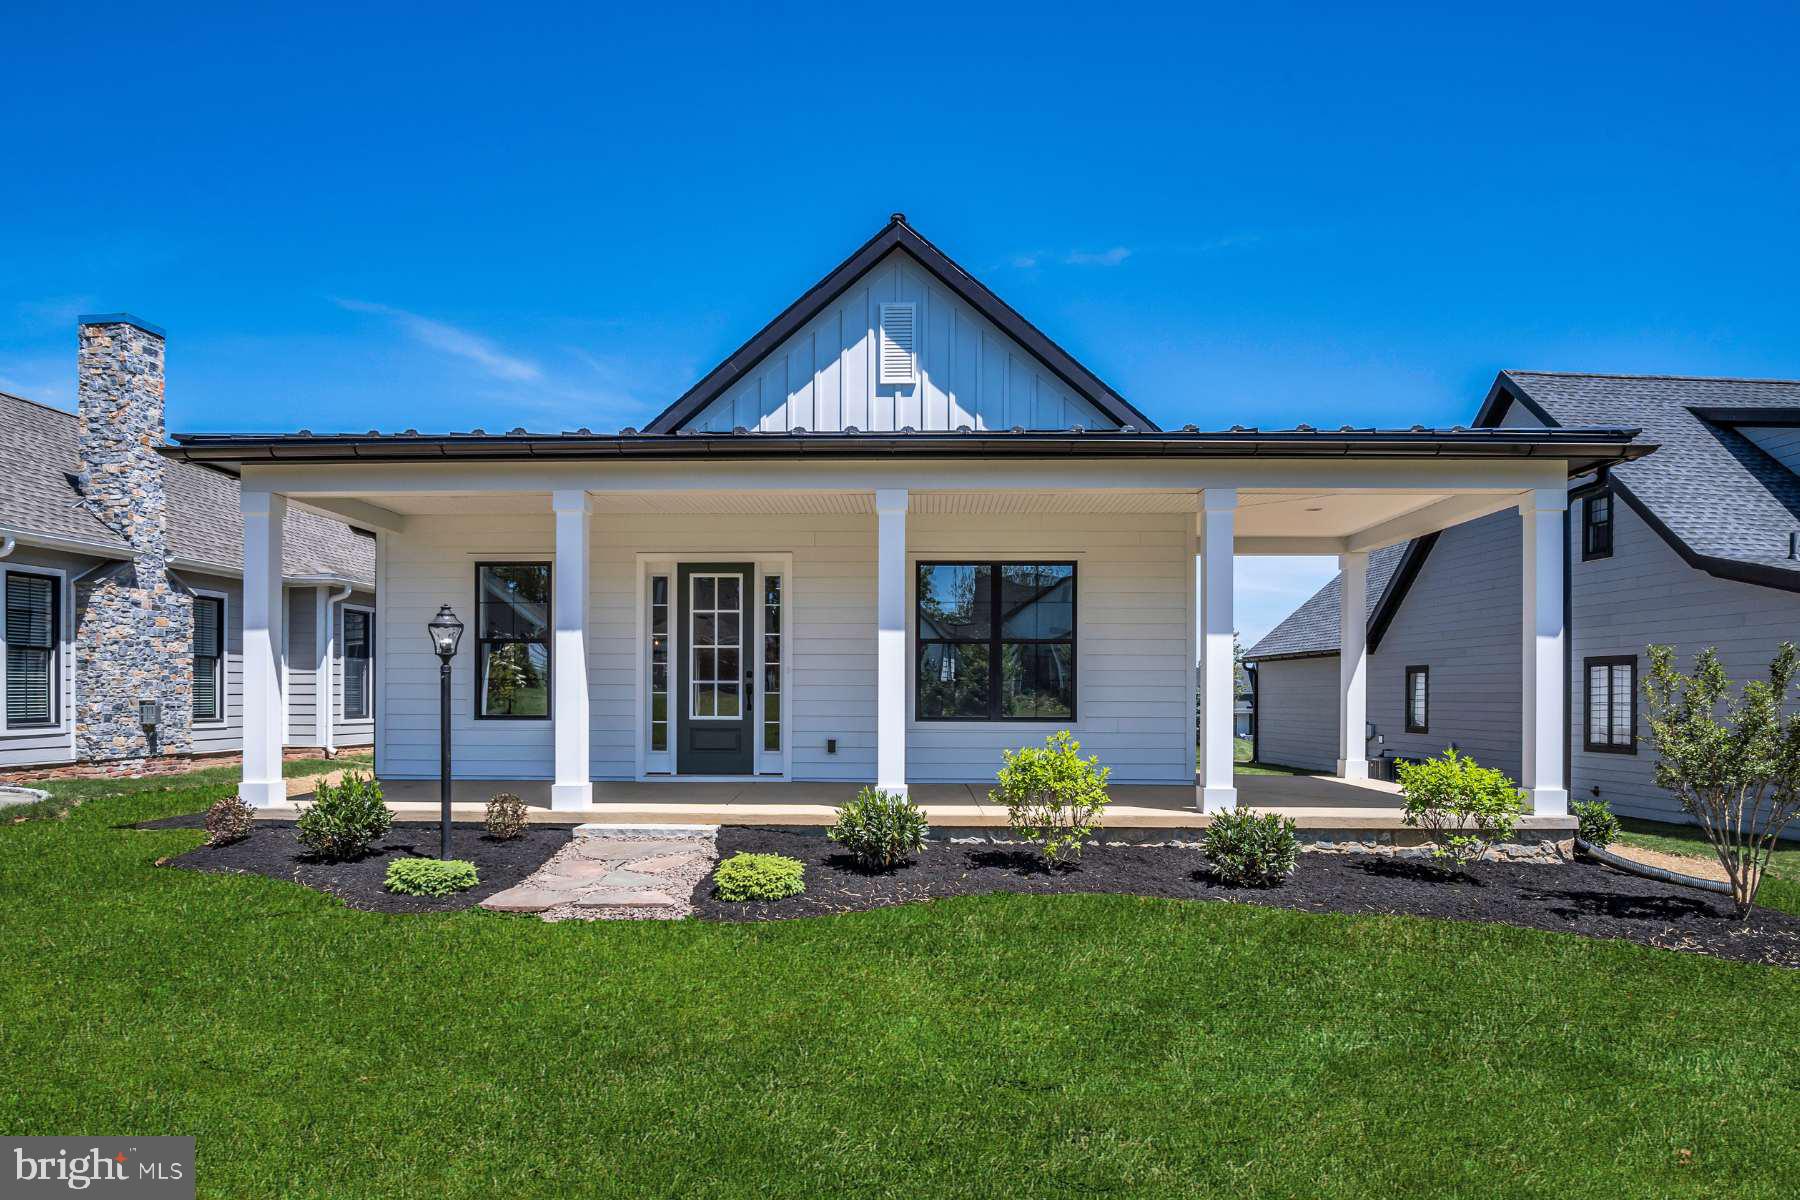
xmin=427 ymin=605 xmax=465 ymax=859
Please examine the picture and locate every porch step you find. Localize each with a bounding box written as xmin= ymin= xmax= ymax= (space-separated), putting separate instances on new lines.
xmin=574 ymin=822 xmax=717 ymax=837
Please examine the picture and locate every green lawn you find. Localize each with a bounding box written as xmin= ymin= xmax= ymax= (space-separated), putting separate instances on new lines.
xmin=1615 ymin=816 xmax=1800 ymax=916
xmin=1194 ymin=738 xmax=1317 ymax=777
xmin=6 ymin=753 xmax=371 ymax=821
xmin=2 ymin=773 xmax=1798 ymax=1198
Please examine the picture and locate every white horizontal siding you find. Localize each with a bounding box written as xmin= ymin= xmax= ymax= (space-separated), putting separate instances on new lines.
xmin=186 ymin=572 xmax=244 ymax=756
xmin=0 ymin=548 xmax=83 ymax=769
xmin=684 ymin=249 xmax=1117 ymax=434
xmin=376 ymin=507 xmax=1193 ymax=787
xmin=1252 ymin=655 xmax=1340 ymax=773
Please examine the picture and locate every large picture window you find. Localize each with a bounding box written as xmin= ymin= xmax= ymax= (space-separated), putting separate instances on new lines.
xmin=1585 ymin=655 xmax=1636 ymax=753
xmin=343 ymin=608 xmax=373 ymax=721
xmin=916 ymin=562 xmax=1075 ymax=721
xmin=476 ymin=563 xmax=551 ymax=719
xmin=4 ymin=571 xmax=58 ymax=729
xmin=192 ymin=594 xmax=224 ymax=723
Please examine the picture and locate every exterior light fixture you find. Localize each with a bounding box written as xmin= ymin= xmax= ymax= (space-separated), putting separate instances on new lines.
xmin=426 ymin=605 xmax=465 ymax=858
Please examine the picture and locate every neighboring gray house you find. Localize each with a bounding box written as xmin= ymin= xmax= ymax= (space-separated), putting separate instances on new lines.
xmin=0 ymin=315 xmax=376 ymax=774
xmin=1246 ymin=370 xmax=1800 ymax=825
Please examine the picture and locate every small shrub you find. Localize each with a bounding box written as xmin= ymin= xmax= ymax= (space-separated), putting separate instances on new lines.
xmin=828 ymin=786 xmax=929 ymax=869
xmin=1573 ymin=798 xmax=1621 ymax=847
xmin=1396 ymin=749 xmax=1525 ymax=870
xmin=203 ymin=794 xmax=255 ymax=846
xmin=384 ymin=858 xmax=479 ymax=896
xmin=1204 ymin=809 xmax=1299 ymax=887
xmin=990 ymin=730 xmax=1111 ymax=867
xmin=485 ymin=792 xmax=528 ymax=840
xmin=295 ymin=773 xmax=392 ymax=861
xmin=712 ymin=852 xmax=805 ymax=902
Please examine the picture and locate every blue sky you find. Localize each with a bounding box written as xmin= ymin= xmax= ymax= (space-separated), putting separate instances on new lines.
xmin=4 ymin=1 xmax=1796 ymax=641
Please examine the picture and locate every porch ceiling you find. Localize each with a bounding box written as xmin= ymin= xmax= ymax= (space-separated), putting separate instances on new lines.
xmin=325 ymin=486 xmax=1512 ymax=542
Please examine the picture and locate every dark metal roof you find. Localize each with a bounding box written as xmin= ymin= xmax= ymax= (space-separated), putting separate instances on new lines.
xmin=166 ymin=425 xmax=1651 ymax=472
xmin=642 ymin=214 xmax=1159 ymax=434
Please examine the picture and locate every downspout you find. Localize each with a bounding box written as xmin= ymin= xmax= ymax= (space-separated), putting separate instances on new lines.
xmin=0 ymin=537 xmax=15 ymax=559
xmin=319 ymin=583 xmax=353 ymax=756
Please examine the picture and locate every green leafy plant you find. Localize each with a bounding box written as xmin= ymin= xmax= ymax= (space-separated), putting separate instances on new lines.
xmin=828 ymin=786 xmax=929 ymax=870
xmin=1204 ymin=809 xmax=1299 ymax=886
xmin=295 ymin=773 xmax=392 ymax=861
xmin=1396 ymin=749 xmax=1525 ymax=871
xmin=1573 ymin=798 xmax=1621 ymax=848
xmin=384 ymin=858 xmax=479 ymax=896
xmin=203 ymin=794 xmax=255 ymax=846
xmin=712 ymin=852 xmax=806 ymax=902
xmin=990 ymin=730 xmax=1111 ymax=867
xmin=1643 ymin=642 xmax=1800 ymax=915
xmin=485 ymin=792 xmax=528 ymax=840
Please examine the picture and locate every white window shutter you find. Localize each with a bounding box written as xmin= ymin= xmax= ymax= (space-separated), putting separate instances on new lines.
xmin=878 ymin=302 xmax=916 ymax=385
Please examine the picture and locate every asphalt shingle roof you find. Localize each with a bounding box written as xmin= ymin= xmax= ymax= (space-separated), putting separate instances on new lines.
xmin=1243 ymin=543 xmax=1406 ymax=661
xmin=1501 ymin=371 xmax=1800 ymax=578
xmin=1245 ymin=371 xmax=1800 ymax=661
xmin=0 ymin=391 xmax=374 ymax=586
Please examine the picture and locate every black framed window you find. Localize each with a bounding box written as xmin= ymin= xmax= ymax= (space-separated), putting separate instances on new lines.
xmin=916 ymin=562 xmax=1075 ymax=721
xmin=1583 ymin=492 xmax=1614 ymax=560
xmin=4 ymin=571 xmax=58 ymax=728
xmin=343 ymin=608 xmax=373 ymax=721
xmin=475 ymin=563 xmax=551 ymax=719
xmin=192 ymin=595 xmax=224 ymax=723
xmin=1585 ymin=655 xmax=1637 ymax=753
xmin=1404 ymin=665 xmax=1429 ymax=734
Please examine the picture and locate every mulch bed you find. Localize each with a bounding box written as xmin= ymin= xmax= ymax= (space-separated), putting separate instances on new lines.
xmin=164 ymin=822 xmax=572 ymax=913
xmin=692 ymin=827 xmax=1800 ymax=968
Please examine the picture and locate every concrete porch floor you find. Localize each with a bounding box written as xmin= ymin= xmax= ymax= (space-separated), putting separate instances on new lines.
xmin=265 ymin=772 xmax=1576 ymax=832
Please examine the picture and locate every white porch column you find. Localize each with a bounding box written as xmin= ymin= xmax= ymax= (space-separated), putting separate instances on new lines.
xmin=875 ymin=488 xmax=909 ymax=797
xmin=239 ymin=491 xmax=287 ymax=808
xmin=551 ymin=490 xmax=593 ymax=810
xmin=1199 ymin=488 xmax=1237 ymax=814
xmin=1520 ymin=489 xmax=1568 ymax=815
xmin=1337 ymin=550 xmax=1370 ymax=779
xmin=313 ymin=585 xmax=335 ymax=753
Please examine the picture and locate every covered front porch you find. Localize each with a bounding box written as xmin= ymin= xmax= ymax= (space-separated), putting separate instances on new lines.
xmin=263 ymin=770 xmax=1577 ymax=836
xmin=165 ymin=427 xmax=1647 ymax=832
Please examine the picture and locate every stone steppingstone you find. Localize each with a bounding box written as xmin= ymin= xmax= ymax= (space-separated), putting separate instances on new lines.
xmin=626 ymin=851 xmax=703 ymax=873
xmin=481 ymin=885 xmax=579 ymax=913
xmin=596 ymin=868 xmax=670 ymax=889
xmin=572 ymin=889 xmax=676 ymax=909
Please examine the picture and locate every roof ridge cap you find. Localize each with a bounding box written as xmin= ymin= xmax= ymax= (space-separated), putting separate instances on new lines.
xmin=1505 ymin=369 xmax=1800 ymax=386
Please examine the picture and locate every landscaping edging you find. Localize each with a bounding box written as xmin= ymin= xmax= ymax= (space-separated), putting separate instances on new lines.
xmin=691 ymin=826 xmax=1800 ymax=967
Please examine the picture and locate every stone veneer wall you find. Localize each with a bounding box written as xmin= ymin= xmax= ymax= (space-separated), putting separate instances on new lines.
xmin=72 ymin=318 xmax=195 ymax=761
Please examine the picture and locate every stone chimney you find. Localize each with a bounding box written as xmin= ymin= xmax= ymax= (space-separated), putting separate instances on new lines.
xmin=74 ymin=315 xmax=192 ymax=763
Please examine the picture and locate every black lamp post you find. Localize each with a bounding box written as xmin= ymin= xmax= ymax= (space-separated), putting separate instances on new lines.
xmin=427 ymin=605 xmax=465 ymax=859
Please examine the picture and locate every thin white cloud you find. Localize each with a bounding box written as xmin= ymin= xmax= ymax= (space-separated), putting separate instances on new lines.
xmin=334 ymin=298 xmax=542 ymax=383
xmin=1011 ymin=253 xmax=1041 ymax=269
xmin=1064 ymin=246 xmax=1132 ymax=267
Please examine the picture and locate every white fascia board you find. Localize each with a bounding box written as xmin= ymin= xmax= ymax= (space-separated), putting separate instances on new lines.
xmin=242 ymin=456 xmax=1571 ymax=498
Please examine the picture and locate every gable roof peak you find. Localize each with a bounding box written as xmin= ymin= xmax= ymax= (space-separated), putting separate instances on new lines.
xmin=643 ymin=216 xmax=1158 ymax=434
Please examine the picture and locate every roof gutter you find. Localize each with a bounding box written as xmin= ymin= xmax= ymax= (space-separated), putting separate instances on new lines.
xmin=164 ymin=428 xmax=1654 ymax=476
xmin=0 ymin=525 xmax=137 ymax=561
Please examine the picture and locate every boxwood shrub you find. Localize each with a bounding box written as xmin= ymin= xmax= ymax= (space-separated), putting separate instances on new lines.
xmin=296 ymin=773 xmax=392 ymax=861
xmin=712 ymin=852 xmax=805 ymax=902
xmin=384 ymin=858 xmax=479 ymax=896
xmin=828 ymin=786 xmax=929 ymax=870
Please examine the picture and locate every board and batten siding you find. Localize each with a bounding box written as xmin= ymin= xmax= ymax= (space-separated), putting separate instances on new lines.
xmin=1250 ymin=654 xmax=1340 ymax=773
xmin=684 ymin=249 xmax=1118 ymax=435
xmin=374 ymin=508 xmax=1193 ymax=786
xmin=1571 ymin=494 xmax=1800 ymax=824
xmin=0 ymin=547 xmax=85 ymax=769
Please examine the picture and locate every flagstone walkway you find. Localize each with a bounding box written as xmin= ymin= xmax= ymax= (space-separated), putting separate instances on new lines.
xmin=482 ymin=825 xmax=718 ymax=921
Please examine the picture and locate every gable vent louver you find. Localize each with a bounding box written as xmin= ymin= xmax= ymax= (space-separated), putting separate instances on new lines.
xmin=878 ymin=302 xmax=917 ymax=385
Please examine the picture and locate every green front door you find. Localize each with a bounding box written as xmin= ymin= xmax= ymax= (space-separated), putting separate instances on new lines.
xmin=676 ymin=562 xmax=756 ymax=775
